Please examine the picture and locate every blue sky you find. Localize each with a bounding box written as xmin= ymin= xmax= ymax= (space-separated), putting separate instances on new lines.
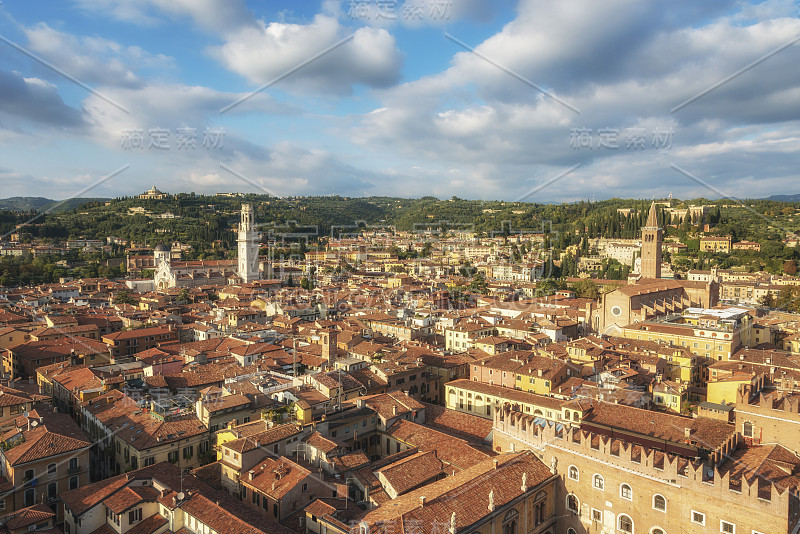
xmin=0 ymin=0 xmax=799 ymax=202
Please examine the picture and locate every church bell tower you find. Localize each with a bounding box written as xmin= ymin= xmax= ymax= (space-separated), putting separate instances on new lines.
xmin=641 ymin=202 xmax=662 ymax=280
xmin=237 ymin=203 xmax=260 ymax=283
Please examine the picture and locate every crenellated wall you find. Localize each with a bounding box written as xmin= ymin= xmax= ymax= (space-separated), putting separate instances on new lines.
xmin=494 ymin=404 xmax=799 ymax=534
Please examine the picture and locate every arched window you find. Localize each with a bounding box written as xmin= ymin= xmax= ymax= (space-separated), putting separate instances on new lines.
xmin=620 ymin=483 xmax=632 ymax=500
xmin=743 ymin=421 xmax=753 ymax=438
xmin=653 ymin=494 xmax=666 ymax=512
xmin=533 ymin=491 xmax=547 ymax=525
xmin=566 ymin=494 xmax=579 ymax=513
xmin=568 ymin=465 xmax=579 ymax=481
xmin=651 ymin=528 xmax=666 ymax=534
xmin=592 ymin=474 xmax=604 ymax=490
xmin=502 ymin=509 xmax=518 ymax=534
xmin=568 ymin=530 xmax=577 ymax=534
xmin=618 ymin=514 xmax=633 ymax=533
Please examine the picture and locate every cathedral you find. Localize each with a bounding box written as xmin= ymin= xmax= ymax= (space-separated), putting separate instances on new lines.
xmin=593 ymin=202 xmax=718 ymax=334
xmin=153 ymin=203 xmax=261 ymax=290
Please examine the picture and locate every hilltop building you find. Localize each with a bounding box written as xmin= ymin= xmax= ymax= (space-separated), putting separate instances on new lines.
xmin=137 ymin=185 xmax=168 ymax=200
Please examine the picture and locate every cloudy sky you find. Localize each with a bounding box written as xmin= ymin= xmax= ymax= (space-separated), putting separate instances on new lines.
xmin=0 ymin=0 xmax=799 ymax=202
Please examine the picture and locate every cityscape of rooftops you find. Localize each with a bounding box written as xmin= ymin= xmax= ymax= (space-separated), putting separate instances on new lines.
xmin=0 ymin=1 xmax=800 ymax=533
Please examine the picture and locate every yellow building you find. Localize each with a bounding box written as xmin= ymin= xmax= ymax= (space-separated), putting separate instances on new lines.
xmin=445 ymin=378 xmax=587 ymax=425
xmin=699 ymin=235 xmax=732 ymax=253
xmin=618 ymin=307 xmax=750 ymax=363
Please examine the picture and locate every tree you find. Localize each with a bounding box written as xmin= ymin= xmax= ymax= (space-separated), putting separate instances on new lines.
xmin=300 ymin=277 xmax=314 ymax=290
xmin=573 ymin=279 xmax=600 ymax=300
xmin=113 ymin=291 xmax=135 ymax=305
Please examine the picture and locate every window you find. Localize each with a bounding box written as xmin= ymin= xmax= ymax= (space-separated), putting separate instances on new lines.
xmin=0 ymin=500 xmax=4 ymax=512
xmin=144 ymin=457 xmax=155 ymax=467
xmin=168 ymin=451 xmax=178 ymax=463
xmin=533 ymin=491 xmax=546 ymax=526
xmin=129 ymin=508 xmax=142 ymax=523
xmin=692 ymin=511 xmax=705 ymax=526
xmin=568 ymin=530 xmax=577 ymax=534
xmin=653 ymin=494 xmax=666 ymax=512
xmin=24 ymin=489 xmax=34 ymax=507
xmin=24 ymin=469 xmax=34 ymax=481
xmin=69 ymin=476 xmax=78 ymax=490
xmin=302 ymin=483 xmax=308 ymax=493
xmin=591 ymin=509 xmax=602 ymax=522
xmin=48 ymin=463 xmax=56 ymax=476
xmin=183 ymin=445 xmax=194 ymax=459
xmin=273 ymin=503 xmax=278 ymax=518
xmin=620 ymin=483 xmax=632 ymax=500
xmin=47 ymin=482 xmax=57 ymax=501
xmin=651 ymin=529 xmax=665 ymax=534
xmin=568 ymin=465 xmax=579 ymax=481
xmin=566 ymin=494 xmax=579 ymax=513
xmin=743 ymin=421 xmax=753 ymax=438
xmin=502 ymin=509 xmax=518 ymax=534
xmin=720 ymin=521 xmax=735 ymax=534
xmin=618 ymin=514 xmax=633 ymax=533
xmin=69 ymin=457 xmax=79 ymax=472
xmin=592 ymin=474 xmax=604 ymax=490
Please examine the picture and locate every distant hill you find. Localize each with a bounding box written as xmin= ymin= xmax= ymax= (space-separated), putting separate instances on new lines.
xmin=765 ymin=194 xmax=800 ymax=202
xmin=0 ymin=197 xmax=109 ymax=212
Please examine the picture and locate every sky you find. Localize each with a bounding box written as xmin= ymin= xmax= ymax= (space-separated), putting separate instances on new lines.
xmin=0 ymin=0 xmax=799 ymax=203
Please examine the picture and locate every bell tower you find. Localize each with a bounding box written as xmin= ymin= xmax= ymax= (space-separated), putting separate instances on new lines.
xmin=237 ymin=203 xmax=260 ymax=283
xmin=641 ymin=202 xmax=662 ymax=280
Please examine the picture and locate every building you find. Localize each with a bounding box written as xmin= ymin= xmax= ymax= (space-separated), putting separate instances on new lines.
xmin=617 ymin=307 xmax=751 ymax=362
xmin=3 ymin=338 xmax=111 ymax=379
xmin=216 ymin=421 xmax=308 ymax=496
xmin=357 ymin=451 xmax=559 ymax=534
xmin=700 ymin=235 xmax=733 ymax=253
xmin=494 ymin=404 xmax=794 ymax=534
xmin=137 ymin=185 xmax=168 ymax=200
xmin=593 ymin=210 xmax=719 ymax=334
xmin=640 ymin=202 xmax=662 ymax=280
xmin=238 ymin=203 xmax=261 ymax=283
xmin=80 ymin=390 xmax=211 ymax=479
xmin=0 ymin=410 xmax=91 ymax=520
xmin=240 ymin=456 xmax=329 ymax=521
xmin=733 ymin=240 xmax=761 ymax=252
xmin=445 ymin=378 xmax=587 ymax=425
xmin=60 ymin=462 xmax=287 ymax=534
xmin=102 ymin=325 xmax=178 ymax=359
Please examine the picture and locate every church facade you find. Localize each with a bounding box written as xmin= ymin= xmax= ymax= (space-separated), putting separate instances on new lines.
xmin=154 ymin=203 xmax=261 ymax=290
xmin=593 ymin=202 xmax=718 ymax=334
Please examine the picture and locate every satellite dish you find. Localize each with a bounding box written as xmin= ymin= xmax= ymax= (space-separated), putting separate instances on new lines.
xmin=177 ymin=492 xmax=185 ymax=501
xmin=22 ymin=411 xmax=29 ymax=418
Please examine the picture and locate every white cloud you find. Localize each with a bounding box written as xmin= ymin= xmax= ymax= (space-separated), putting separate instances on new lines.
xmin=210 ymin=14 xmax=402 ymax=94
xmin=23 ymin=23 xmax=174 ymax=88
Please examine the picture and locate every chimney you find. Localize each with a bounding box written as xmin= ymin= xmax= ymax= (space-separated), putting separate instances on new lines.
xmin=392 ymin=405 xmax=398 ymax=416
xmin=493 ymin=459 xmax=498 ymax=470
xmin=249 ymin=470 xmax=255 ymax=481
xmin=684 ymin=428 xmax=692 ymax=439
xmin=420 ymin=496 xmax=426 ymax=507
xmin=537 ymin=369 xmax=543 ymax=377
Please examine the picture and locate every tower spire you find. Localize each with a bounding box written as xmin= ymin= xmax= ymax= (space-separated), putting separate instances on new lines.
xmin=646 ymin=201 xmax=659 ymax=228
